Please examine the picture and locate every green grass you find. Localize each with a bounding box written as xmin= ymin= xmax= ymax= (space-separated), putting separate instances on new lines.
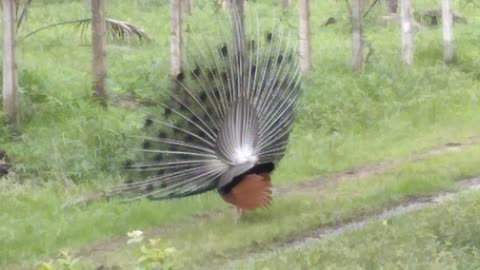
xmin=1 ymin=0 xmax=479 ymax=185
xmin=0 ymin=180 xmax=226 ymax=267
xmin=1 ymin=0 xmax=480 ymax=268
xmin=166 ymin=144 xmax=480 ymax=269
xmin=20 ymin=143 xmax=479 ymax=270
xmin=235 ymin=192 xmax=480 ymax=270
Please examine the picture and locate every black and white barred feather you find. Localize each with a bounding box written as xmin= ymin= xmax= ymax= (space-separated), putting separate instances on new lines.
xmin=110 ymin=11 xmax=302 ymax=201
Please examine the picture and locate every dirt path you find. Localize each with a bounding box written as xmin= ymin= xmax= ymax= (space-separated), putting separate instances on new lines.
xmin=221 ymin=176 xmax=480 ymax=268
xmin=276 ymin=136 xmax=480 ymax=195
xmin=11 ymin=136 xmax=480 ymax=270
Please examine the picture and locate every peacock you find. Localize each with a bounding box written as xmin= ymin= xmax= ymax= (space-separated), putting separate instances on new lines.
xmin=108 ymin=10 xmax=303 ymax=219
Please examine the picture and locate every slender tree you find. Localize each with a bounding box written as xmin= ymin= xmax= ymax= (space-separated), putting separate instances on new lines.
xmin=170 ymin=0 xmax=183 ymax=86
xmin=299 ymin=0 xmax=312 ymax=72
xmin=282 ymin=0 xmax=290 ymax=11
xmin=2 ymin=0 xmax=19 ymax=125
xmin=227 ymin=0 xmax=245 ymax=21
xmin=442 ymin=0 xmax=456 ymax=64
xmin=401 ymin=0 xmax=414 ymax=65
xmin=222 ymin=0 xmax=242 ymax=11
xmin=352 ymin=0 xmax=364 ymax=71
xmin=92 ymin=0 xmax=107 ymax=105
xmin=388 ymin=0 xmax=398 ymax=14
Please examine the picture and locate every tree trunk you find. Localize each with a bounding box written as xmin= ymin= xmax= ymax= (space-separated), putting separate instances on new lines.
xmin=184 ymin=0 xmax=192 ymax=15
xmin=2 ymin=0 xmax=19 ymax=126
xmin=442 ymin=0 xmax=456 ymax=64
xmin=227 ymin=0 xmax=245 ymax=20
xmin=352 ymin=0 xmax=364 ymax=71
xmin=401 ymin=0 xmax=414 ymax=65
xmin=170 ymin=0 xmax=183 ymax=86
xmin=91 ymin=0 xmax=107 ymax=105
xmin=388 ymin=0 xmax=398 ymax=14
xmin=282 ymin=0 xmax=290 ymax=11
xmin=299 ymin=0 xmax=312 ymax=72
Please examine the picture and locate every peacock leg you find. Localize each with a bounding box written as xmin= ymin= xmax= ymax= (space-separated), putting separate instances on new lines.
xmin=233 ymin=207 xmax=243 ymax=224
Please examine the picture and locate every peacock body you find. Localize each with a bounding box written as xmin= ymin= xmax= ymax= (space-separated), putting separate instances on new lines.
xmin=111 ymin=11 xmax=302 ymax=212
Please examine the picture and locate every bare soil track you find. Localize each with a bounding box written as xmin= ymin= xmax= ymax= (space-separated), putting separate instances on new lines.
xmin=276 ymin=135 xmax=480 ymax=195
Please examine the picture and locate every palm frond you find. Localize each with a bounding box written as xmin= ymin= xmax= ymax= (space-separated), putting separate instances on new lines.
xmin=20 ymin=18 xmax=151 ymax=42
xmin=75 ymin=18 xmax=151 ymax=41
xmin=106 ymin=19 xmax=151 ymax=41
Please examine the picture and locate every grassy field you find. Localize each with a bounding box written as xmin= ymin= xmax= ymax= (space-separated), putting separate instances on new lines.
xmin=5 ymin=137 xmax=480 ymax=269
xmin=95 ymin=144 xmax=480 ymax=269
xmin=233 ymin=191 xmax=480 ymax=270
xmin=1 ymin=0 xmax=480 ymax=269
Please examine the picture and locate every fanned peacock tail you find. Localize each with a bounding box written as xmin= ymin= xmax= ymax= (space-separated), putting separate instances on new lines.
xmin=109 ymin=11 xmax=302 ymax=201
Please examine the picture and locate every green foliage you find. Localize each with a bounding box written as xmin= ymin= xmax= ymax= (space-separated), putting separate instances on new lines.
xmin=2 ymin=0 xmax=480 ymax=185
xmin=136 ymin=239 xmax=177 ymax=270
xmin=126 ymin=230 xmax=178 ymax=270
xmin=1 ymin=0 xmax=480 ymax=268
xmin=37 ymin=251 xmax=79 ymax=270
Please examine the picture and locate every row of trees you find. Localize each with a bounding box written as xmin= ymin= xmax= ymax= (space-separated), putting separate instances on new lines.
xmin=351 ymin=0 xmax=457 ymax=70
xmin=0 ymin=0 xmax=461 ymax=127
xmin=0 ymin=0 xmax=307 ymax=127
xmin=171 ymin=0 xmax=306 ymax=81
xmin=1 ymin=0 xmax=129 ymax=125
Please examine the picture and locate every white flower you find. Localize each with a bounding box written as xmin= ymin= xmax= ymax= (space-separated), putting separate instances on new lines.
xmin=165 ymin=247 xmax=177 ymax=254
xmin=127 ymin=230 xmax=144 ymax=245
xmin=127 ymin=230 xmax=143 ymax=238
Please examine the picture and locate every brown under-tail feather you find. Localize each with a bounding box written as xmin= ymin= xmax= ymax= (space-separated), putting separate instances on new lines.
xmin=220 ymin=173 xmax=272 ymax=210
